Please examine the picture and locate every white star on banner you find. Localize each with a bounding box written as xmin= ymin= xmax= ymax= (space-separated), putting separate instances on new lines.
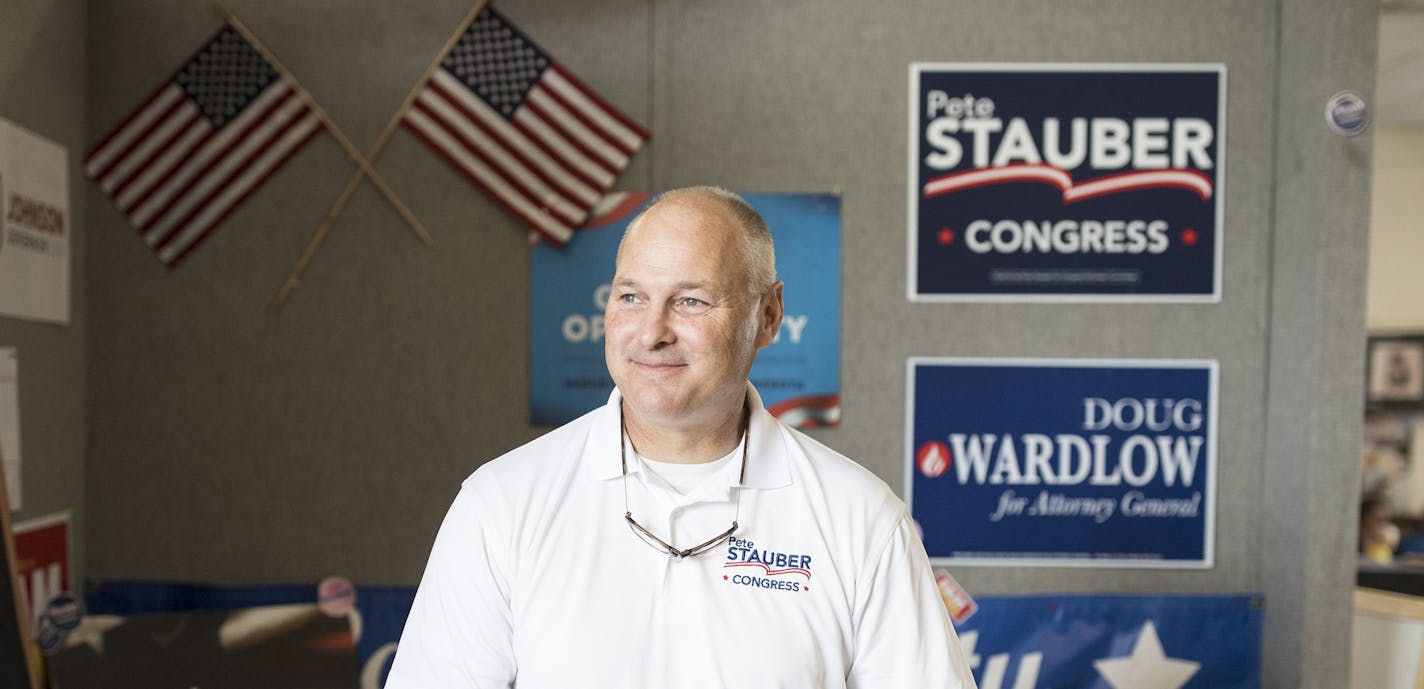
xmin=68 ymin=614 xmax=124 ymax=656
xmin=1093 ymin=621 xmax=1201 ymax=689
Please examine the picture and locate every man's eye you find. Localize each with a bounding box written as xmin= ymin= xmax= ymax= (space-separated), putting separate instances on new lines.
xmin=617 ymin=293 xmax=640 ymax=304
xmin=680 ymin=298 xmax=707 ymax=308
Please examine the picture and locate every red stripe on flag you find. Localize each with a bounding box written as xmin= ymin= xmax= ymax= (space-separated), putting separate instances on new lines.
xmin=521 ymin=97 xmax=618 ymax=177
xmin=153 ymin=100 xmax=312 ymax=251
xmin=120 ymin=125 xmax=218 ymax=214
xmin=107 ymin=109 xmax=202 ymax=200
xmin=412 ymin=99 xmax=583 ymax=227
xmin=85 ymin=82 xmax=178 ymax=164
xmin=93 ymin=94 xmax=189 ymax=183
xmin=413 ymin=99 xmax=582 ymax=225
xmin=546 ymin=63 xmax=649 ymax=141
xmin=401 ymin=118 xmax=573 ymax=246
xmin=505 ymin=111 xmax=607 ymax=192
xmin=426 ymin=81 xmax=594 ymax=216
xmin=162 ymin=121 xmax=322 ymax=268
xmin=536 ymin=77 xmax=636 ymax=159
xmin=138 ymin=87 xmax=297 ymax=234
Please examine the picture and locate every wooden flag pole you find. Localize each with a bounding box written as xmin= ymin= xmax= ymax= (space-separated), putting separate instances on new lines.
xmin=210 ymin=0 xmax=434 ymax=251
xmin=270 ymin=0 xmax=491 ymax=309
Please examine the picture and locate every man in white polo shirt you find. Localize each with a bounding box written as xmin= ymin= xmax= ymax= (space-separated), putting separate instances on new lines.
xmin=387 ymin=187 xmax=976 ymax=688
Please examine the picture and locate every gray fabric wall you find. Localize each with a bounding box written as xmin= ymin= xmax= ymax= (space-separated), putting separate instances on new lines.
xmin=0 ymin=0 xmax=87 ymax=571
xmin=73 ymin=1 xmax=1374 ymax=688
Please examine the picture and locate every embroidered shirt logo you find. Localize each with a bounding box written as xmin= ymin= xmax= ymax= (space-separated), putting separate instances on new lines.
xmin=722 ymin=537 xmax=813 ymax=592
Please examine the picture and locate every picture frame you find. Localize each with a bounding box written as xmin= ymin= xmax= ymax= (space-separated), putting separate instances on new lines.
xmin=1367 ymin=335 xmax=1424 ymax=410
xmin=1352 ymin=587 xmax=1424 ymax=689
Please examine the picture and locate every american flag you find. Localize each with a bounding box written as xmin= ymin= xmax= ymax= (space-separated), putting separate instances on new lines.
xmin=84 ymin=27 xmax=322 ymax=267
xmin=402 ymin=7 xmax=648 ymax=245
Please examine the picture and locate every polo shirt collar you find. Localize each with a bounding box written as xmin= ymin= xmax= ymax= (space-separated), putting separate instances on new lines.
xmin=585 ymin=383 xmax=791 ymax=490
xmin=742 ymin=384 xmax=792 ymax=489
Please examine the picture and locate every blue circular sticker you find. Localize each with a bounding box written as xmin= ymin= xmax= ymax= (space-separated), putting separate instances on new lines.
xmin=35 ymin=615 xmax=64 ymax=655
xmin=45 ymin=592 xmax=83 ymax=631
xmin=1325 ymin=90 xmax=1369 ymax=136
xmin=35 ymin=592 xmax=85 ymax=655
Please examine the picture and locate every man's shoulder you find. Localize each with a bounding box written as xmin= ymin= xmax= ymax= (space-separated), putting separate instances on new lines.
xmin=777 ymin=422 xmax=901 ymax=514
xmin=771 ymin=422 xmax=913 ymax=567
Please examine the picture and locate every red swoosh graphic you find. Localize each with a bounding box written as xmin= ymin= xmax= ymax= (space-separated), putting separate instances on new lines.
xmin=766 ymin=393 xmax=841 ymax=428
xmin=923 ymin=164 xmax=1212 ymax=203
xmin=584 ymin=191 xmax=653 ymax=228
xmin=723 ymin=561 xmax=812 ymax=579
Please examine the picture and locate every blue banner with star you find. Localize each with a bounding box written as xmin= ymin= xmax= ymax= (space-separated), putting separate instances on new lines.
xmin=954 ymin=594 xmax=1262 ymax=689
xmin=83 ymin=582 xmax=1260 ymax=689
xmin=908 ymin=64 xmax=1225 ymax=302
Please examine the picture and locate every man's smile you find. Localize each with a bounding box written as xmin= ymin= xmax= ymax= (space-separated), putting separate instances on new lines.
xmin=631 ymin=360 xmax=688 ymax=371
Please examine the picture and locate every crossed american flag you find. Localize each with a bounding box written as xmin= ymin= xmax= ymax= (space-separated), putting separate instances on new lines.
xmin=86 ymin=5 xmax=646 ymax=269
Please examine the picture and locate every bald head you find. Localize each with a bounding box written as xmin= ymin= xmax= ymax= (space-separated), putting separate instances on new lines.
xmin=604 ymin=186 xmax=786 ymax=453
xmin=620 ymin=186 xmax=777 ymax=298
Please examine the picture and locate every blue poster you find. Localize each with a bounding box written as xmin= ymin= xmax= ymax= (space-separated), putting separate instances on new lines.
xmin=907 ymin=358 xmax=1218 ymax=567
xmin=955 ymin=594 xmax=1261 ymax=689
xmin=908 ymin=64 xmax=1225 ymax=301
xmin=529 ymin=192 xmax=841 ymax=427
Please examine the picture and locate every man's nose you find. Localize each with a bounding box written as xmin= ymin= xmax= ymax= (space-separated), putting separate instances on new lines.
xmin=635 ymin=305 xmax=676 ymax=348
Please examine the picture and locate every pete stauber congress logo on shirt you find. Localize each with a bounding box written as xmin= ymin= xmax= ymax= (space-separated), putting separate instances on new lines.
xmin=722 ymin=537 xmax=814 ymax=593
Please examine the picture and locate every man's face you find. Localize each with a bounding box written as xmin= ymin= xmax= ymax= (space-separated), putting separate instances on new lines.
xmin=604 ymin=197 xmax=781 ymax=432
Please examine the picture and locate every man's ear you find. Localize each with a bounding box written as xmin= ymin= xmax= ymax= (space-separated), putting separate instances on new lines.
xmin=754 ymin=281 xmax=785 ymax=349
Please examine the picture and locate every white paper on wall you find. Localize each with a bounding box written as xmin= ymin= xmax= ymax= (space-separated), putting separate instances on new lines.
xmin=0 ymin=348 xmax=20 ymax=510
xmin=0 ymin=116 xmax=70 ymax=324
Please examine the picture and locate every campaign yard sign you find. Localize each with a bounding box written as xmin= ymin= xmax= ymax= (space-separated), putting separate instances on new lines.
xmin=529 ymin=192 xmax=841 ymax=427
xmin=13 ymin=512 xmax=71 ymax=637
xmin=907 ymin=358 xmax=1218 ymax=567
xmin=908 ymin=64 xmax=1225 ymax=302
xmin=0 ymin=116 xmax=70 ymax=323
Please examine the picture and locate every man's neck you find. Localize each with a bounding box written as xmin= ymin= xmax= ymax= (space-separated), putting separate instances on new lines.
xmin=622 ymin=400 xmax=746 ymax=465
